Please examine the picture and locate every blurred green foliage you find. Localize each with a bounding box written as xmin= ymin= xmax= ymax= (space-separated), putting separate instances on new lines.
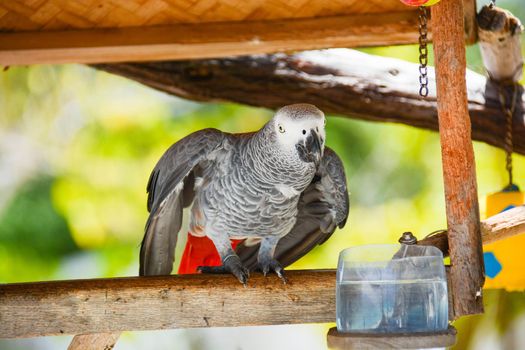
xmin=0 ymin=177 xmax=75 ymax=256
xmin=0 ymin=177 xmax=77 ymax=281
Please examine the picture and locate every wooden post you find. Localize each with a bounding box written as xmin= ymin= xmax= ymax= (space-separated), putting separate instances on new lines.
xmin=431 ymin=0 xmax=484 ymax=318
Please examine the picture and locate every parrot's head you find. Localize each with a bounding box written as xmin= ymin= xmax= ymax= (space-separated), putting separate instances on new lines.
xmin=272 ymin=103 xmax=325 ymax=165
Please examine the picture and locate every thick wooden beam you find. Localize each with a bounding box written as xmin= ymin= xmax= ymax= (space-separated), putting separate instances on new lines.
xmin=0 ymin=12 xmax=421 ymax=66
xmin=94 ymin=49 xmax=525 ymax=156
xmin=431 ymin=0 xmax=484 ymax=318
xmin=1 ymin=268 xmax=458 ymax=341
xmin=0 ymin=270 xmax=335 ymax=339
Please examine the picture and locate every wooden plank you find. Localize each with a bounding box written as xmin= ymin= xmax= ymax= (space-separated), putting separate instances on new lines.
xmin=68 ymin=333 xmax=120 ymax=350
xmin=0 ymin=11 xmax=421 ymax=65
xmin=327 ymin=326 xmax=457 ymax=349
xmin=0 ymin=270 xmax=336 ymax=339
xmin=431 ymin=0 xmax=484 ymax=318
xmin=95 ymin=49 xmax=525 ymax=156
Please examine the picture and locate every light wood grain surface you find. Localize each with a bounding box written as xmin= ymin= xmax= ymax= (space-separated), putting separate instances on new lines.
xmin=0 ymin=270 xmax=336 ymax=339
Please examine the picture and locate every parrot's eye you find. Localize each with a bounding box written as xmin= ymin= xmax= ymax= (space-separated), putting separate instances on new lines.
xmin=278 ymin=124 xmax=285 ymax=133
xmin=302 ymin=129 xmax=306 ymax=135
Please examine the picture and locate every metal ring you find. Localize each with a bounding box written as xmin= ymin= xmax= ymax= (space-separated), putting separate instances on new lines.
xmin=419 ymin=85 xmax=429 ymax=97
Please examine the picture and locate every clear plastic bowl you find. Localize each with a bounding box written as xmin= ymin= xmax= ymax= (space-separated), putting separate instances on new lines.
xmin=336 ymin=244 xmax=448 ymax=333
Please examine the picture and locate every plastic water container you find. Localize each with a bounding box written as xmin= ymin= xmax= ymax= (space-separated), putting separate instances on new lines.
xmin=336 ymin=244 xmax=448 ymax=333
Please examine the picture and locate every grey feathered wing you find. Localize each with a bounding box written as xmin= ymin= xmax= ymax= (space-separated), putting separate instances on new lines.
xmin=236 ymin=147 xmax=349 ymax=270
xmin=140 ymin=129 xmax=226 ymax=276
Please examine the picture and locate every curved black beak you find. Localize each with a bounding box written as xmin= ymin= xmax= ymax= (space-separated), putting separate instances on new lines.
xmin=298 ymin=129 xmax=322 ymax=164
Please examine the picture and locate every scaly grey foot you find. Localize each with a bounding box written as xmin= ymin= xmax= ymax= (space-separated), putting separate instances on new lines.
xmin=259 ymin=258 xmax=287 ymax=284
xmin=198 ymin=255 xmax=250 ymax=285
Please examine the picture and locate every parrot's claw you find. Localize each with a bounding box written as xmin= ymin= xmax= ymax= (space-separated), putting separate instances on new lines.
xmin=198 ymin=255 xmax=250 ymax=285
xmin=224 ymin=255 xmax=250 ymax=285
xmin=260 ymin=259 xmax=287 ymax=284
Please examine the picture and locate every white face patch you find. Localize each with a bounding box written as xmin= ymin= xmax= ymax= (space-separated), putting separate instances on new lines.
xmin=273 ymin=111 xmax=326 ymax=152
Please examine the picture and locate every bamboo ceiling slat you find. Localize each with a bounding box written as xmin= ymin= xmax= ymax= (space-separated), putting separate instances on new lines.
xmin=0 ymin=0 xmax=410 ymax=32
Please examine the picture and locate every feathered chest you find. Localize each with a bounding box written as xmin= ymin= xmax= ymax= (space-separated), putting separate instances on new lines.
xmin=203 ymin=156 xmax=310 ymax=209
xmin=202 ymin=138 xmax=316 ymax=195
xmin=193 ymin=146 xmax=315 ymax=235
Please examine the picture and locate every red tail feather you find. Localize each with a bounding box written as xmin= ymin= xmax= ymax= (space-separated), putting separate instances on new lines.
xmin=178 ymin=233 xmax=243 ymax=274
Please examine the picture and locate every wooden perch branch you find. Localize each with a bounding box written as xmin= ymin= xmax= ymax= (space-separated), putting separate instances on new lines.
xmin=0 ymin=270 xmax=335 ymax=339
xmin=94 ymin=49 xmax=525 ymax=155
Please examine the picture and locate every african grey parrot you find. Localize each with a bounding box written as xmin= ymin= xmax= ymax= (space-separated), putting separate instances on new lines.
xmin=140 ymin=104 xmax=349 ymax=284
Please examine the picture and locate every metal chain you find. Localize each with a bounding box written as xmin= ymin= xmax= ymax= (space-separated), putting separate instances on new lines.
xmin=497 ymin=83 xmax=518 ymax=189
xmin=418 ymin=6 xmax=429 ymax=98
xmin=487 ymin=1 xmax=517 ymax=190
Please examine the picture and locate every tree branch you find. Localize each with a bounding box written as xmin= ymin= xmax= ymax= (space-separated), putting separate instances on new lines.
xmin=419 ymin=205 xmax=525 ymax=256
xmin=94 ymin=48 xmax=525 ymax=155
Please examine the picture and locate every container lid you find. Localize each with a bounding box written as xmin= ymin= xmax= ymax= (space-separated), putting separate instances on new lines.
xmin=337 ymin=244 xmax=446 ymax=283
